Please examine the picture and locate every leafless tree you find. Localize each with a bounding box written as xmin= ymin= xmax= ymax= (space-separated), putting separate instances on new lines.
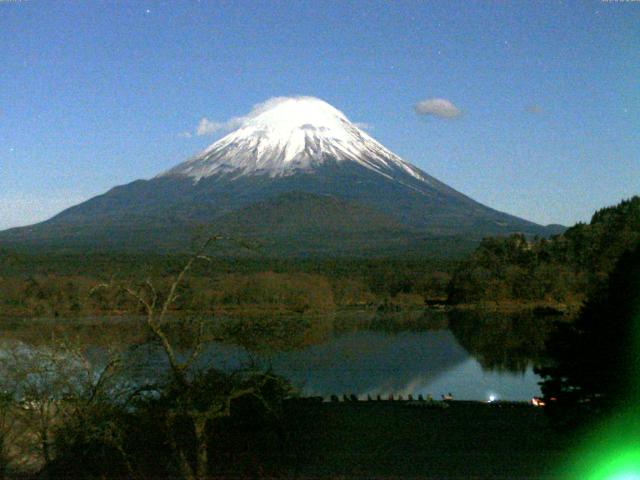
xmin=0 ymin=326 xmax=130 ymax=476
xmin=95 ymin=236 xmax=289 ymax=480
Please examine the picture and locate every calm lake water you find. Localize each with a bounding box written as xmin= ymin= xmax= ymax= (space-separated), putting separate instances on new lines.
xmin=1 ymin=309 xmax=556 ymax=402
xmin=200 ymin=329 xmax=542 ymax=401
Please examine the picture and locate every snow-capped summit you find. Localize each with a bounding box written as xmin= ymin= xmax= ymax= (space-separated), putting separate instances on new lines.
xmin=0 ymin=95 xmax=556 ymax=254
xmin=160 ymin=96 xmax=425 ymax=181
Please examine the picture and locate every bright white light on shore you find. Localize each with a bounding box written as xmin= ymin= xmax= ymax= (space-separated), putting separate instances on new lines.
xmin=486 ymin=391 xmax=500 ymax=403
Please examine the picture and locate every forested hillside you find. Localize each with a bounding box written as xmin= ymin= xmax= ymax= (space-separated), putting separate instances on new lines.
xmin=447 ymin=196 xmax=640 ymax=307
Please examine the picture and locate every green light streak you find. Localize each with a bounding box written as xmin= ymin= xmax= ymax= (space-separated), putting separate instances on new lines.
xmin=559 ymin=410 xmax=640 ymax=480
xmin=586 ymin=448 xmax=640 ymax=480
xmin=560 ymin=301 xmax=640 ymax=480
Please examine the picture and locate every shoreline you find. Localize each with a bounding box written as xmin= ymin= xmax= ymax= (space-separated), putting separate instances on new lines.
xmin=0 ymin=299 xmax=579 ymax=323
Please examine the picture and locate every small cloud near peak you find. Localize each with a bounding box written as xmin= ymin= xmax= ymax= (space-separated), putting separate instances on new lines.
xmin=196 ymin=118 xmax=225 ymax=136
xmin=414 ymin=98 xmax=462 ymax=119
xmin=187 ymin=96 xmax=372 ymax=137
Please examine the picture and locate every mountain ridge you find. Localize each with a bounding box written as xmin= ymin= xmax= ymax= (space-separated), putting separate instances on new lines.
xmin=0 ymin=96 xmax=564 ymax=256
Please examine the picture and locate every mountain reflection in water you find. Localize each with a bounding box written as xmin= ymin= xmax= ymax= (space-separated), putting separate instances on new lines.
xmin=1 ymin=310 xmax=558 ymax=401
xmin=127 ymin=310 xmax=555 ymax=400
xmin=254 ymin=330 xmax=470 ymax=398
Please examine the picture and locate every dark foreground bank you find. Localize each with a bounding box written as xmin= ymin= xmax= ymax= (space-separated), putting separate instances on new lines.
xmin=207 ymin=400 xmax=568 ymax=479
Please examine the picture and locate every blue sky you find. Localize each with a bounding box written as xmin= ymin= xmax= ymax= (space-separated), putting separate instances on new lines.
xmin=1 ymin=0 xmax=639 ymax=230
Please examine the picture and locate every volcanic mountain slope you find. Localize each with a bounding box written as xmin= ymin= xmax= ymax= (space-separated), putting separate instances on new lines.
xmin=0 ymin=96 xmax=562 ymax=255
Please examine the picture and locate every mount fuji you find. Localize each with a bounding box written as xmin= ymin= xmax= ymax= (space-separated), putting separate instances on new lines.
xmin=0 ymin=96 xmax=562 ymax=256
xmin=161 ymin=96 xmax=429 ymax=182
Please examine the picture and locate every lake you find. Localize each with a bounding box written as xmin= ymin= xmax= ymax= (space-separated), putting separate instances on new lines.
xmin=1 ymin=309 xmax=557 ymax=402
xmin=202 ymin=329 xmax=542 ymax=401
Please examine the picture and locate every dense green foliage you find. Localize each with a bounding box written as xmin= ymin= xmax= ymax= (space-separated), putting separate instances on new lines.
xmin=536 ymin=242 xmax=640 ymax=427
xmin=447 ymin=234 xmax=582 ymax=305
xmin=447 ymin=196 xmax=640 ymax=306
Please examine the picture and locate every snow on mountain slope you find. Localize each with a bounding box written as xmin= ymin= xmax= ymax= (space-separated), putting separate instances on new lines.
xmin=0 ymin=95 xmax=557 ymax=253
xmin=160 ymin=96 xmax=427 ymax=182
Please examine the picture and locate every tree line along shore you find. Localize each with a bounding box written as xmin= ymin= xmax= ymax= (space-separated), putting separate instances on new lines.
xmin=1 ymin=196 xmax=638 ymax=319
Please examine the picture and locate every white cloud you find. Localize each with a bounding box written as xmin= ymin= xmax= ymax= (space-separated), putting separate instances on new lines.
xmin=190 ymin=96 xmax=372 ymax=136
xmin=196 ymin=118 xmax=224 ymax=136
xmin=194 ymin=115 xmax=246 ymax=136
xmin=414 ymin=98 xmax=462 ymax=119
xmin=243 ymin=96 xmax=297 ymax=118
xmin=194 ymin=97 xmax=299 ymax=137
